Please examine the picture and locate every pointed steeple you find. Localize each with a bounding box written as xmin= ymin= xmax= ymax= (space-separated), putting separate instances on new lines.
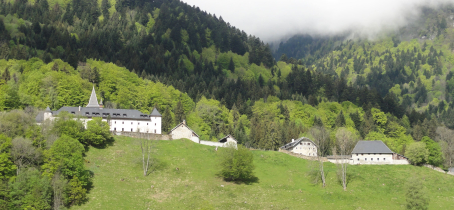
xmin=87 ymin=86 xmax=100 ymax=107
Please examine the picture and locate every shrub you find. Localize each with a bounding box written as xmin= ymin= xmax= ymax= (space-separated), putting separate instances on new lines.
xmin=218 ymin=144 xmax=255 ymax=182
xmin=406 ymin=142 xmax=429 ymax=165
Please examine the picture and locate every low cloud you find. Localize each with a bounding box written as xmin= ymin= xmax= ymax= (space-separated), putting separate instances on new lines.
xmin=182 ymin=0 xmax=454 ymax=42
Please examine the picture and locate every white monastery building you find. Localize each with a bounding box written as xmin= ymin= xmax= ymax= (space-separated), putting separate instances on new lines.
xmin=36 ymin=86 xmax=162 ymax=134
xmin=280 ymin=137 xmax=317 ymax=156
xmin=350 ymin=141 xmax=409 ymax=165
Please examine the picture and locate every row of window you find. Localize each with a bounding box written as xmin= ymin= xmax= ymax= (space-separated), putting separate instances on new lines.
xmin=113 ymin=128 xmax=157 ymax=133
xmin=113 ymin=121 xmax=156 ymax=126
xmin=70 ymin=112 xmax=151 ymax=118
xmin=357 ymin=158 xmax=386 ymax=161
xmin=356 ymin=153 xmax=382 ymax=156
xmin=299 ymin=142 xmax=311 ymax=145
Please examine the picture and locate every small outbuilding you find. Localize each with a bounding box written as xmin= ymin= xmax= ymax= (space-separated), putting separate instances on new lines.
xmin=219 ymin=134 xmax=237 ymax=145
xmin=279 ymin=137 xmax=317 ymax=156
xmin=169 ymin=120 xmax=199 ymax=143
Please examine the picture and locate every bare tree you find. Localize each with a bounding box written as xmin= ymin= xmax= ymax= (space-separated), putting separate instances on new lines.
xmin=52 ymin=173 xmax=66 ymax=210
xmin=11 ymin=137 xmax=39 ymax=175
xmin=310 ymin=126 xmax=330 ymax=187
xmin=436 ymin=127 xmax=454 ymax=168
xmin=335 ymin=128 xmax=357 ymax=191
xmin=141 ymin=139 xmax=152 ymax=176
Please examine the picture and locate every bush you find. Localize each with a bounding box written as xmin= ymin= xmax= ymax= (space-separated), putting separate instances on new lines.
xmin=218 ymin=144 xmax=255 ymax=182
xmin=84 ymin=117 xmax=111 ymax=146
xmin=406 ymin=142 xmax=429 ymax=165
xmin=406 ymin=176 xmax=429 ymax=210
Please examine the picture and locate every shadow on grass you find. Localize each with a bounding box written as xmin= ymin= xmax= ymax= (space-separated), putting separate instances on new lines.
xmin=336 ymin=170 xmax=364 ymax=187
xmin=221 ymin=175 xmax=260 ymax=185
xmin=148 ymin=158 xmax=169 ymax=175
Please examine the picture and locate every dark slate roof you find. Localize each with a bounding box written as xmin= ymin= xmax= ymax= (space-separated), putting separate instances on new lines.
xmin=35 ymin=111 xmax=45 ymax=123
xmin=45 ymin=106 xmax=51 ymax=112
xmin=280 ymin=137 xmax=315 ymax=150
xmin=53 ymin=107 xmax=152 ymax=120
xmin=219 ymin=134 xmax=236 ymax=143
xmin=351 ymin=141 xmax=393 ymax=154
xmin=150 ymin=107 xmax=162 ymax=116
xmin=169 ymin=121 xmax=199 ymax=137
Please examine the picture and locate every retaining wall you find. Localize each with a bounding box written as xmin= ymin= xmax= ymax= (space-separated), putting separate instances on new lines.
xmin=199 ymin=140 xmax=224 ymax=147
xmin=113 ymin=131 xmax=172 ymax=140
xmin=279 ymin=149 xmax=327 ymax=162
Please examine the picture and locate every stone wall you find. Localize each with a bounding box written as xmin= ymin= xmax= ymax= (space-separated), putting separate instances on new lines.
xmin=113 ymin=131 xmax=171 ymax=140
xmin=200 ymin=140 xmax=224 ymax=147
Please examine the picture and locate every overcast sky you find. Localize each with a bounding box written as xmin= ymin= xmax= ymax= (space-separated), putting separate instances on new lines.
xmin=182 ymin=0 xmax=454 ymax=42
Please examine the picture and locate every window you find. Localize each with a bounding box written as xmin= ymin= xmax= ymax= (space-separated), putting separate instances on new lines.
xmin=85 ymin=112 xmax=89 ymax=116
xmin=365 ymin=158 xmax=367 ymax=161
xmin=154 ymin=129 xmax=156 ymax=133
xmin=71 ymin=111 xmax=75 ymax=114
xmin=371 ymin=158 xmax=373 ymax=161
xmin=356 ymin=154 xmax=358 ymax=156
xmin=131 ymin=122 xmax=133 ymax=125
xmin=114 ymin=128 xmax=116 ymax=131
xmin=131 ymin=128 xmax=133 ymax=132
xmin=384 ymin=158 xmax=386 ymax=161
xmin=122 ymin=121 xmax=124 ymax=124
xmin=357 ymin=158 xmax=359 ymax=161
xmin=115 ymin=121 xmax=116 ymax=124
xmin=122 ymin=128 xmax=124 ymax=131
xmin=147 ymin=123 xmax=148 ymax=125
xmin=123 ymin=114 xmax=127 ymax=117
xmin=138 ymin=122 xmax=140 ymax=125
xmin=155 ymin=123 xmax=156 ymax=126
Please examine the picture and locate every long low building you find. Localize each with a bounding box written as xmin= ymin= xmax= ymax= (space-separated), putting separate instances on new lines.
xmin=36 ymin=86 xmax=162 ymax=134
xmin=350 ymin=141 xmax=409 ymax=165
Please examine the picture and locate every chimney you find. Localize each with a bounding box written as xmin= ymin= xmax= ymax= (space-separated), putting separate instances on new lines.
xmin=79 ymin=106 xmax=81 ymax=111
xmin=292 ymin=139 xmax=295 ymax=142
xmin=183 ymin=119 xmax=186 ymax=125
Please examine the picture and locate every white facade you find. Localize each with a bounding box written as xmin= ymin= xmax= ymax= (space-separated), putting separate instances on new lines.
xmin=291 ymin=140 xmax=317 ymax=156
xmin=351 ymin=153 xmax=393 ymax=165
xmin=169 ymin=122 xmax=199 ymax=143
xmin=280 ymin=137 xmax=318 ymax=157
xmin=109 ymin=116 xmax=161 ymax=134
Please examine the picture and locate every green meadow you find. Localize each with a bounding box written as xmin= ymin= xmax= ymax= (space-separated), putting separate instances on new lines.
xmin=74 ymin=136 xmax=454 ymax=209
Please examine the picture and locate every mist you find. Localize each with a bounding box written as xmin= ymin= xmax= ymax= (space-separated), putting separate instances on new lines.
xmin=182 ymin=0 xmax=454 ymax=42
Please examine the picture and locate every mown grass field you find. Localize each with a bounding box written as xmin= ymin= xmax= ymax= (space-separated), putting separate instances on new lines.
xmin=73 ymin=136 xmax=454 ymax=209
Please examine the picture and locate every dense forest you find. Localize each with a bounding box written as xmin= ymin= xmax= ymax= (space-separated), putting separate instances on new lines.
xmin=1 ymin=0 xmax=454 ymax=208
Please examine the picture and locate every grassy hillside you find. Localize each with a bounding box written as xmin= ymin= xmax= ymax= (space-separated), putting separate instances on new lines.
xmin=74 ymin=136 xmax=454 ymax=209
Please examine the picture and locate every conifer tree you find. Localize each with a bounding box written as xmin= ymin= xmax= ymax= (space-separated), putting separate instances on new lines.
xmin=335 ymin=111 xmax=346 ymax=128
xmin=174 ymin=100 xmax=185 ymax=124
xmin=162 ymin=106 xmax=173 ymax=133
xmin=228 ymin=58 xmax=235 ymax=71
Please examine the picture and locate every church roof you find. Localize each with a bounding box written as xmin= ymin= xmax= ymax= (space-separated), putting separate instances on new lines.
xmin=53 ymin=107 xmax=152 ymax=120
xmin=45 ymin=106 xmax=51 ymax=112
xmin=150 ymin=107 xmax=162 ymax=116
xmin=86 ymin=86 xmax=100 ymax=108
xmin=351 ymin=141 xmax=393 ymax=154
xmin=35 ymin=111 xmax=45 ymax=123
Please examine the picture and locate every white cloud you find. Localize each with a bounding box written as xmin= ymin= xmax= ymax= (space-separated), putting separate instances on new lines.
xmin=182 ymin=0 xmax=454 ymax=41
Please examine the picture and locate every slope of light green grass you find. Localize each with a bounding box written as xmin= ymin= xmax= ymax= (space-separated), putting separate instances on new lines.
xmin=73 ymin=136 xmax=454 ymax=209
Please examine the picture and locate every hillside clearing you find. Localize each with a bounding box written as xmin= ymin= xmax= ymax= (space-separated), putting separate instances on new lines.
xmin=73 ymin=136 xmax=454 ymax=209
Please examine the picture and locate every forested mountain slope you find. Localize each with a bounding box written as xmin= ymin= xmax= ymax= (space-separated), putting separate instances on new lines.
xmin=275 ymin=6 xmax=454 ymax=129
